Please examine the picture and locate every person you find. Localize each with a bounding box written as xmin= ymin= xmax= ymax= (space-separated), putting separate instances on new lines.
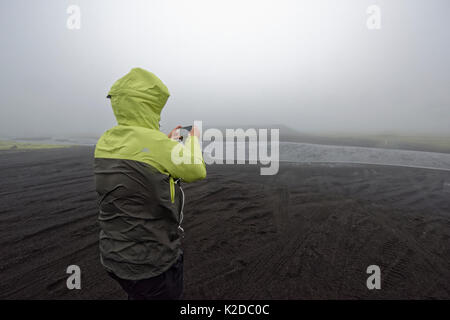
xmin=94 ymin=67 xmax=206 ymax=300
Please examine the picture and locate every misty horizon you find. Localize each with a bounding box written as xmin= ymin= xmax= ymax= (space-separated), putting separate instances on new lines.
xmin=1 ymin=0 xmax=449 ymax=138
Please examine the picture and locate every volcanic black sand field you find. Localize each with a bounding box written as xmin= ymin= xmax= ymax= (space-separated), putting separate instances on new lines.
xmin=0 ymin=146 xmax=449 ymax=299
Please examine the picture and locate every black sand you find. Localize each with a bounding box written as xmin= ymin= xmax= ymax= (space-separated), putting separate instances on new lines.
xmin=0 ymin=147 xmax=449 ymax=299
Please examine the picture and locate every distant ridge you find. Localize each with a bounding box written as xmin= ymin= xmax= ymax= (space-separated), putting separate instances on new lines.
xmin=202 ymin=124 xmax=450 ymax=154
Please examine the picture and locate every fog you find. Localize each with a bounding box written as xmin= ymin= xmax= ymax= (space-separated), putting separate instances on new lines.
xmin=0 ymin=0 xmax=449 ymax=138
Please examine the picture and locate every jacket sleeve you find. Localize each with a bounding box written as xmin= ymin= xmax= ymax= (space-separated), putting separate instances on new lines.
xmin=162 ymin=136 xmax=207 ymax=183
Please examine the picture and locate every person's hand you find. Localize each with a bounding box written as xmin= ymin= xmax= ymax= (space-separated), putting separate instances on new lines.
xmin=189 ymin=125 xmax=200 ymax=139
xmin=168 ymin=125 xmax=182 ymax=140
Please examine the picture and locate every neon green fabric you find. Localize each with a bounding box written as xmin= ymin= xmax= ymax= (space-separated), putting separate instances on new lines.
xmin=170 ymin=177 xmax=175 ymax=203
xmin=108 ymin=68 xmax=169 ymax=130
xmin=95 ymin=68 xmax=206 ymax=183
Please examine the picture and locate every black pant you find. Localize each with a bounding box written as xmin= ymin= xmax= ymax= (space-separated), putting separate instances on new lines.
xmin=108 ymin=253 xmax=184 ymax=300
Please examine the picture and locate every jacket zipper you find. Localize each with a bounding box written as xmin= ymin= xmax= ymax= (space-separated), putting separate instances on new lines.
xmin=170 ymin=177 xmax=185 ymax=234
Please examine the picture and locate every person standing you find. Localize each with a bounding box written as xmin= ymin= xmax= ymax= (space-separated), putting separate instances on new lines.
xmin=94 ymin=68 xmax=206 ymax=299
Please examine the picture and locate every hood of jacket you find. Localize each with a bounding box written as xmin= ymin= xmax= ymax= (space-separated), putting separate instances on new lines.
xmin=107 ymin=68 xmax=170 ymax=130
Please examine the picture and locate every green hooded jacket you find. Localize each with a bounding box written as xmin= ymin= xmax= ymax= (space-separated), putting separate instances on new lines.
xmin=94 ymin=68 xmax=206 ymax=280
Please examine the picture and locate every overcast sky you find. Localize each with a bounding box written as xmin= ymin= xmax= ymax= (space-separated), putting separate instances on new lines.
xmin=0 ymin=0 xmax=449 ymax=138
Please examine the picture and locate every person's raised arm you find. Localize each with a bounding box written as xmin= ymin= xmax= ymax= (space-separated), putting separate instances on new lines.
xmin=163 ymin=126 xmax=206 ymax=183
